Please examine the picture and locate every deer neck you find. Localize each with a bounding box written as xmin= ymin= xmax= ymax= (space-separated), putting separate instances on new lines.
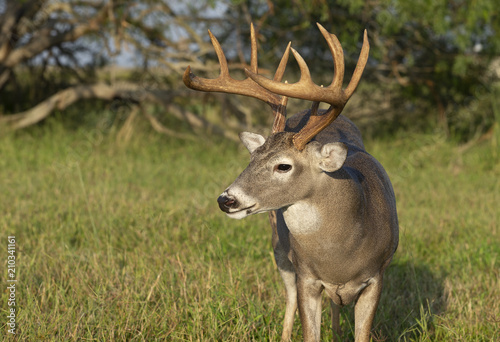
xmin=281 ymin=169 xmax=362 ymax=237
xmin=281 ymin=201 xmax=322 ymax=235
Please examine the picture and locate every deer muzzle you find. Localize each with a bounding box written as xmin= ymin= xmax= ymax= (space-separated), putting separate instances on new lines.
xmin=217 ymin=195 xmax=239 ymax=213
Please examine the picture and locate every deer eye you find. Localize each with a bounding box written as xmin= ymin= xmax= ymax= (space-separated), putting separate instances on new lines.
xmin=274 ymin=164 xmax=292 ymax=173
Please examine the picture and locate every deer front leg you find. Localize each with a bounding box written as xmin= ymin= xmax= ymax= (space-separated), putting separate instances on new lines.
xmin=270 ymin=211 xmax=298 ymax=341
xmin=297 ymin=276 xmax=323 ymax=342
xmin=354 ymin=273 xmax=384 ymax=342
xmin=277 ymin=262 xmax=298 ymax=341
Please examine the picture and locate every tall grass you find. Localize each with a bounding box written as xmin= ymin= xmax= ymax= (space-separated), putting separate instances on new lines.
xmin=0 ymin=120 xmax=498 ymax=341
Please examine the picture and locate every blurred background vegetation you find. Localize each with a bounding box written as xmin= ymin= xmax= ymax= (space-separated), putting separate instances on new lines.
xmin=0 ymin=0 xmax=499 ymax=142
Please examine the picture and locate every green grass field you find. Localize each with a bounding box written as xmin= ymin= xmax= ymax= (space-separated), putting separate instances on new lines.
xmin=1 ymin=120 xmax=498 ymax=341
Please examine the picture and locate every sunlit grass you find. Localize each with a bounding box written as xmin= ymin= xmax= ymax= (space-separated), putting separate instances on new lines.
xmin=0 ymin=121 xmax=498 ymax=340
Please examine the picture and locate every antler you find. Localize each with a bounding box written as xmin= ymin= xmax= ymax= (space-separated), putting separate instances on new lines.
xmin=246 ymin=23 xmax=370 ymax=150
xmin=183 ymin=24 xmax=291 ymax=134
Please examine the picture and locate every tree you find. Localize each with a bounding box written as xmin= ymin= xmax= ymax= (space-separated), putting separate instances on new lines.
xmin=0 ymin=0 xmax=242 ymax=140
xmin=230 ymin=0 xmax=500 ymax=139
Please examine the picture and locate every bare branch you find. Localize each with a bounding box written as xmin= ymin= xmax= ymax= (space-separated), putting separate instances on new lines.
xmin=2 ymin=83 xmax=120 ymax=129
xmin=0 ymin=82 xmax=238 ymax=141
xmin=3 ymin=5 xmax=109 ymax=68
xmin=141 ymin=107 xmax=196 ymax=141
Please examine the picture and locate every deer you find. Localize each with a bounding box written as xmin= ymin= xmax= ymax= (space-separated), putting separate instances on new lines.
xmin=183 ymin=23 xmax=399 ymax=342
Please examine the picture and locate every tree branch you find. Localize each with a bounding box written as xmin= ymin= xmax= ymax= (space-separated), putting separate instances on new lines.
xmin=0 ymin=82 xmax=238 ymax=141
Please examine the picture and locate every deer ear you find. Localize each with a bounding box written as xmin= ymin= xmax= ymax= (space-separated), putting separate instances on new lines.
xmin=318 ymin=142 xmax=347 ymax=172
xmin=239 ymin=132 xmax=266 ymax=153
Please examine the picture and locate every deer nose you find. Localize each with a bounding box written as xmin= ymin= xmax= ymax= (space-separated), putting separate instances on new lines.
xmin=217 ymin=195 xmax=239 ymax=212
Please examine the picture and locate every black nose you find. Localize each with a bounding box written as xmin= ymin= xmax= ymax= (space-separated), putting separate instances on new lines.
xmin=217 ymin=195 xmax=239 ymax=212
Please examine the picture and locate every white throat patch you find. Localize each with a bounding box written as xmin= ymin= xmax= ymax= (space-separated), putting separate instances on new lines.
xmin=282 ymin=202 xmax=322 ymax=235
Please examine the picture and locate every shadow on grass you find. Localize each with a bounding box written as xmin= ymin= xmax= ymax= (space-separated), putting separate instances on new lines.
xmin=372 ymin=257 xmax=447 ymax=341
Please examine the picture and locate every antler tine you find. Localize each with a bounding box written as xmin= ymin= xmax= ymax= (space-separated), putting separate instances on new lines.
xmin=182 ymin=30 xmax=229 ymax=88
xmin=344 ymin=30 xmax=369 ymax=98
xmin=209 ymin=30 xmax=230 ymax=77
xmin=250 ymin=23 xmax=258 ymax=74
xmin=274 ymin=41 xmax=291 ymax=82
xmin=270 ymin=42 xmax=291 ymax=133
xmin=317 ymin=23 xmax=344 ymax=89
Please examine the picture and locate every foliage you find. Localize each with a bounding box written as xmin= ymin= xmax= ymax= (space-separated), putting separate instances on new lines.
xmin=0 ymin=119 xmax=498 ymax=340
xmin=0 ymin=0 xmax=220 ymax=108
xmin=1 ymin=0 xmax=499 ymax=141
xmin=0 ymin=1 xmax=246 ymax=139
xmin=224 ymin=0 xmax=500 ymax=139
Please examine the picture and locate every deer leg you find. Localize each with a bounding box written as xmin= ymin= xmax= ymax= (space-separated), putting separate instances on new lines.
xmin=330 ymin=299 xmax=342 ymax=342
xmin=277 ymin=263 xmax=297 ymax=341
xmin=297 ymin=276 xmax=323 ymax=342
xmin=270 ymin=210 xmax=298 ymax=341
xmin=353 ymin=273 xmax=383 ymax=342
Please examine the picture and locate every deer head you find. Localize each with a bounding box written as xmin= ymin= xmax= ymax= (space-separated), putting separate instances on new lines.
xmin=183 ymin=23 xmax=369 ymax=218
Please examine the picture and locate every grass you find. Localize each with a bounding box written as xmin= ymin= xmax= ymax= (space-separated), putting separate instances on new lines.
xmin=0 ymin=119 xmax=498 ymax=341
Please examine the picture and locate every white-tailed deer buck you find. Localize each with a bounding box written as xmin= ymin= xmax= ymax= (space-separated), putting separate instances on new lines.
xmin=184 ymin=23 xmax=399 ymax=342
